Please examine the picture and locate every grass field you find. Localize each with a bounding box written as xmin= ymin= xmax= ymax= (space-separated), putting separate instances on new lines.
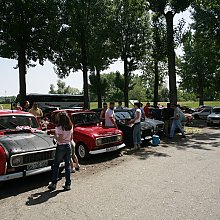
xmin=1 ymin=101 xmax=220 ymax=110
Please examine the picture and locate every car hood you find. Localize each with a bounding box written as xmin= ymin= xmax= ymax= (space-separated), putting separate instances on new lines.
xmin=141 ymin=121 xmax=153 ymax=129
xmin=145 ymin=118 xmax=164 ymax=125
xmin=74 ymin=125 xmax=121 ymax=138
xmin=208 ymin=113 xmax=220 ymax=118
xmin=192 ymin=111 xmax=200 ymax=115
xmin=0 ymin=131 xmax=54 ymax=155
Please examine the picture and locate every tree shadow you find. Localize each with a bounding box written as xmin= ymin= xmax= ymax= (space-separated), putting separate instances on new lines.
xmin=162 ymin=128 xmax=220 ymax=151
xmin=0 ymin=172 xmax=65 ymax=200
xmin=126 ymin=147 xmax=170 ymax=160
xmin=26 ymin=189 xmax=64 ymax=206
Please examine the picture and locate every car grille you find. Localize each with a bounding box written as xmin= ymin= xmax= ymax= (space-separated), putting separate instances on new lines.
xmin=99 ymin=135 xmax=119 ymax=145
xmin=10 ymin=149 xmax=56 ymax=167
xmin=156 ymin=124 xmax=164 ymax=131
xmin=210 ymin=118 xmax=220 ymax=120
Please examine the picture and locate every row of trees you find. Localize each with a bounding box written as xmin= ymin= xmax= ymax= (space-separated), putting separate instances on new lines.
xmin=1 ymin=0 xmax=219 ymax=107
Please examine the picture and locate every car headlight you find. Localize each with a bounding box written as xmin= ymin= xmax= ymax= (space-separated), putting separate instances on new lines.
xmin=51 ymin=150 xmax=56 ymax=159
xmin=96 ymin=138 xmax=102 ymax=146
xmin=141 ymin=124 xmax=150 ymax=130
xmin=12 ymin=156 xmax=23 ymax=166
xmin=117 ymin=135 xmax=122 ymax=141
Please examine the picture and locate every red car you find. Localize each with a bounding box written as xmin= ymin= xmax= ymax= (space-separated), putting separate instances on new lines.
xmin=47 ymin=109 xmax=125 ymax=159
xmin=0 ymin=110 xmax=61 ymax=184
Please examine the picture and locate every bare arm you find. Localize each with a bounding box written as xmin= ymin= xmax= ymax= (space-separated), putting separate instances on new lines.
xmin=131 ymin=111 xmax=141 ymax=124
xmin=109 ymin=116 xmax=118 ymax=128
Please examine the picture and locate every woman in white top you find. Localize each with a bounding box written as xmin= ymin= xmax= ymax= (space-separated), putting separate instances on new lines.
xmin=131 ymin=102 xmax=142 ymax=150
xmin=48 ymin=112 xmax=73 ymax=191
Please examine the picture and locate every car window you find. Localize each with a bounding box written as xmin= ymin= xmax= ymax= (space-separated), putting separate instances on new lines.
xmin=72 ymin=113 xmax=99 ymax=125
xmin=0 ymin=115 xmax=38 ymax=130
xmin=212 ymin=108 xmax=220 ymax=113
xmin=202 ymin=109 xmax=211 ymax=112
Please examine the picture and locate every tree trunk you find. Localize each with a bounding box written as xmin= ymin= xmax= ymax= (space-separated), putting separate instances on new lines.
xmin=165 ymin=11 xmax=177 ymax=104
xmin=82 ymin=65 xmax=89 ymax=109
xmin=124 ymin=57 xmax=129 ymax=107
xmin=18 ymin=48 xmax=27 ymax=106
xmin=96 ymin=68 xmax=102 ymax=108
xmin=81 ymin=33 xmax=90 ymax=110
xmin=198 ymin=80 xmax=204 ymax=106
xmin=153 ymin=60 xmax=159 ymax=107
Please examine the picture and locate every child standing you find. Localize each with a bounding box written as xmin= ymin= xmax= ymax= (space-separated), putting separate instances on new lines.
xmin=48 ymin=112 xmax=73 ymax=191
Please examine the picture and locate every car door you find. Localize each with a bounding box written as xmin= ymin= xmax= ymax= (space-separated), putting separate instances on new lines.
xmin=200 ymin=108 xmax=211 ymax=119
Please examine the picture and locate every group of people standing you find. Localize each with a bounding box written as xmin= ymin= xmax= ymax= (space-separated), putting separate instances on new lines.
xmin=100 ymin=101 xmax=142 ymax=150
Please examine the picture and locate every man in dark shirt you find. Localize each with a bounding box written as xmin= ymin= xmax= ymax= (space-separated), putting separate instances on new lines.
xmin=162 ymin=103 xmax=174 ymax=136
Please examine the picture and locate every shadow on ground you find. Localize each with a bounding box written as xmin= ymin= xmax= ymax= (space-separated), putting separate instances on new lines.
xmin=161 ymin=125 xmax=220 ymax=151
xmin=25 ymin=189 xmax=65 ymax=206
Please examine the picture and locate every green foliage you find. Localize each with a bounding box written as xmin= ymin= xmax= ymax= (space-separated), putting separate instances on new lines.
xmin=0 ymin=0 xmax=59 ymax=63
xmin=112 ymin=0 xmax=151 ymax=106
xmin=49 ymin=80 xmax=81 ymax=95
xmin=128 ymin=76 xmax=146 ymax=101
xmin=179 ymin=0 xmax=220 ymax=104
xmin=0 ymin=0 xmax=60 ymax=104
xmin=89 ymin=72 xmax=108 ymax=101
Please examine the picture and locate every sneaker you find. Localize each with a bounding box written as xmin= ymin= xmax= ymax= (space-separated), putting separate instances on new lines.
xmin=63 ymin=185 xmax=71 ymax=191
xmin=48 ymin=182 xmax=56 ymax=190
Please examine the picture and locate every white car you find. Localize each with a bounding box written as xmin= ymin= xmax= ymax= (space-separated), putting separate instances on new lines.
xmin=192 ymin=107 xmax=212 ymax=119
xmin=207 ymin=107 xmax=220 ymax=126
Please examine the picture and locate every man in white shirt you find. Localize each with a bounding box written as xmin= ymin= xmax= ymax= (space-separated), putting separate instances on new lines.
xmin=105 ymin=102 xmax=118 ymax=128
xmin=130 ymin=102 xmax=142 ymax=150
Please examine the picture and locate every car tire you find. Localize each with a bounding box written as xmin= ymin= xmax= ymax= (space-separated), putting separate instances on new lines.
xmin=194 ymin=115 xmax=199 ymax=119
xmin=76 ymin=143 xmax=89 ymax=160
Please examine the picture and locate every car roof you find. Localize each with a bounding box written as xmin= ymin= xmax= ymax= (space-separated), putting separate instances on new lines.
xmin=0 ymin=110 xmax=34 ymax=117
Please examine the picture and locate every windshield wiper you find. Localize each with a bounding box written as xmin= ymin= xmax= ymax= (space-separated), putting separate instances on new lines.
xmin=9 ymin=121 xmax=20 ymax=127
xmin=0 ymin=123 xmax=7 ymax=129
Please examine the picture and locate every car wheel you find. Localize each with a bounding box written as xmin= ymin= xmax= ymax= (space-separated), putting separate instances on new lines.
xmin=76 ymin=143 xmax=89 ymax=160
xmin=194 ymin=115 xmax=199 ymax=119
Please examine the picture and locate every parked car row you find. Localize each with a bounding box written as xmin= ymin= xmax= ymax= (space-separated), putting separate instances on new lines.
xmin=2 ymin=104 xmax=211 ymax=185
xmin=0 ymin=109 xmax=126 ymax=184
xmin=191 ymin=106 xmax=220 ymax=126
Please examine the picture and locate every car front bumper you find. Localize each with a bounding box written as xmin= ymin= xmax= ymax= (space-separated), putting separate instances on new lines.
xmin=0 ymin=162 xmax=65 ymax=182
xmin=89 ymin=143 xmax=126 ymax=155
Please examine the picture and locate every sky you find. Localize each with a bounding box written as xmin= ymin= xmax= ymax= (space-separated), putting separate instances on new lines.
xmin=0 ymin=10 xmax=192 ymax=97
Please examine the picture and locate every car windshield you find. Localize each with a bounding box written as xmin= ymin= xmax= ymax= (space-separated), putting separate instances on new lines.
xmin=115 ymin=112 xmax=132 ymax=120
xmin=212 ymin=108 xmax=220 ymax=113
xmin=72 ymin=113 xmax=99 ymax=125
xmin=0 ymin=115 xmax=39 ymax=130
xmin=202 ymin=108 xmax=211 ymax=112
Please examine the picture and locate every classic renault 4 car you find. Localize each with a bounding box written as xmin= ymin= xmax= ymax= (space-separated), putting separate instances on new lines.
xmin=47 ymin=109 xmax=125 ymax=159
xmin=0 ymin=110 xmax=60 ymax=184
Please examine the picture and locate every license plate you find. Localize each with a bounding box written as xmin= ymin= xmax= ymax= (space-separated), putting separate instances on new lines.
xmin=27 ymin=161 xmax=48 ymax=171
xmin=106 ymin=146 xmax=118 ymax=152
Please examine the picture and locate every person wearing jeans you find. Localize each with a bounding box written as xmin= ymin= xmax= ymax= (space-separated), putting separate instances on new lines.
xmin=169 ymin=104 xmax=186 ymax=139
xmin=51 ymin=143 xmax=72 ymax=186
xmin=48 ymin=112 xmax=73 ymax=191
xmin=130 ymin=102 xmax=142 ymax=150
